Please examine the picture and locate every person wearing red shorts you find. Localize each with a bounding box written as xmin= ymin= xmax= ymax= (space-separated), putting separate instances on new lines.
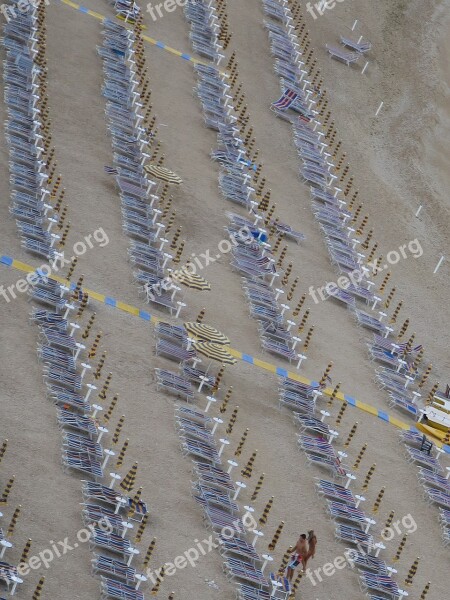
xmin=286 ymin=534 xmax=309 ymax=581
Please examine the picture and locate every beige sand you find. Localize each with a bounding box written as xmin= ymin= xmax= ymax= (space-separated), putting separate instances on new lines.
xmin=0 ymin=0 xmax=449 ymax=598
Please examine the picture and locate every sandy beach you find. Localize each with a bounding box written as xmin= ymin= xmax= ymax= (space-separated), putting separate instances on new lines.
xmin=0 ymin=0 xmax=449 ymax=599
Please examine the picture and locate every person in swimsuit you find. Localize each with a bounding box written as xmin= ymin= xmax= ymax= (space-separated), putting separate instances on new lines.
xmin=302 ymin=529 xmax=317 ymax=570
xmin=286 ymin=534 xmax=308 ymax=581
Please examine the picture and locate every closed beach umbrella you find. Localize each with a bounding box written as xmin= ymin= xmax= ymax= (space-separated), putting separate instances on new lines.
xmin=120 ymin=462 xmax=138 ymax=492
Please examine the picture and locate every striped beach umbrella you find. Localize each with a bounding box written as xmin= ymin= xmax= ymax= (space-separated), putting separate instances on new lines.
xmin=192 ymin=341 xmax=237 ymax=365
xmin=258 ymin=496 xmax=274 ymax=526
xmin=226 ymin=407 xmax=239 ymax=435
xmin=268 ymin=521 xmax=284 ymax=551
xmin=393 ymin=533 xmax=408 ymax=561
xmin=128 ymin=487 xmax=143 ymax=517
xmin=0 ymin=440 xmax=7 ymax=465
xmin=420 ymin=582 xmax=431 ymax=600
xmin=385 ymin=511 xmax=395 ymax=529
xmin=234 ymin=428 xmax=249 ymax=457
xmin=144 ymin=164 xmax=183 ymax=185
xmin=116 ymin=438 xmax=129 ymax=468
xmin=404 ymin=556 xmax=420 ymax=586
xmin=119 ymin=462 xmax=138 ymax=492
xmin=184 ymin=323 xmax=230 ymax=345
xmin=172 ymin=269 xmax=211 ymax=291
xmin=7 ymin=505 xmax=21 ymax=537
xmin=1 ymin=476 xmax=15 ymax=504
xmin=353 ymin=443 xmax=368 ymax=469
xmin=112 ymin=415 xmax=126 ymax=445
xmin=134 ymin=514 xmax=149 ymax=543
xmin=151 ymin=565 xmax=165 ymax=594
xmin=277 ymin=546 xmax=293 ymax=576
xmin=219 ymin=387 xmax=233 ymax=413
xmin=93 ymin=351 xmax=107 ymax=380
xmin=251 ymin=473 xmax=265 ymax=501
xmin=20 ymin=539 xmax=32 ymax=565
xmin=372 ymin=487 xmax=385 ymax=513
xmin=143 ymin=538 xmax=157 ymax=567
xmin=104 ymin=395 xmax=119 ymax=423
xmin=241 ymin=450 xmax=257 ymax=478
xmin=32 ymin=576 xmax=45 ymax=600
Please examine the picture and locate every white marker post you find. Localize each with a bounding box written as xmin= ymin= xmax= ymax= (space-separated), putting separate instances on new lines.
xmin=433 ymin=256 xmax=445 ymax=274
xmin=415 ymin=205 xmax=423 ymax=217
xmin=351 ymin=19 xmax=358 ymax=31
xmin=361 ymin=61 xmax=369 ymax=75
xmin=375 ymin=101 xmax=384 ymax=117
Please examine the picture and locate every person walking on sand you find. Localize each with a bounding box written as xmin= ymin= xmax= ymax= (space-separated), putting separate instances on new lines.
xmin=302 ymin=530 xmax=317 ymax=571
xmin=286 ymin=534 xmax=309 ymax=581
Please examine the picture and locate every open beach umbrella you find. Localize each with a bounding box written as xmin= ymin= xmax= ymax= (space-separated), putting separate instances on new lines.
xmin=193 ymin=341 xmax=237 ymax=365
xmin=184 ymin=322 xmax=230 ymax=345
xmin=171 ymin=269 xmax=211 ymax=291
xmin=144 ymin=164 xmax=183 ymax=185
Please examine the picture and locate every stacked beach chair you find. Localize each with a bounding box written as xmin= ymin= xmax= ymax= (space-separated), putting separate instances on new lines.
xmin=99 ymin=12 xmax=187 ymax=317
xmin=400 ymin=430 xmax=450 ymax=545
xmin=277 ymin=371 xmax=413 ymax=600
xmin=0 ymin=442 xmax=27 ymax=597
xmin=28 ymin=268 xmax=153 ymax=598
xmin=183 ymin=0 xmax=312 ymax=367
xmin=151 ymin=316 xmax=293 ymax=598
xmin=258 ymin=0 xmax=450 ymax=536
xmin=176 ymin=402 xmax=275 ymax=597
xmin=3 ymin=0 xmax=71 ymax=263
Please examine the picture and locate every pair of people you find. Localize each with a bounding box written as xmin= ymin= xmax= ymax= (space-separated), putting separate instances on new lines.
xmin=286 ymin=530 xmax=317 ymax=582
